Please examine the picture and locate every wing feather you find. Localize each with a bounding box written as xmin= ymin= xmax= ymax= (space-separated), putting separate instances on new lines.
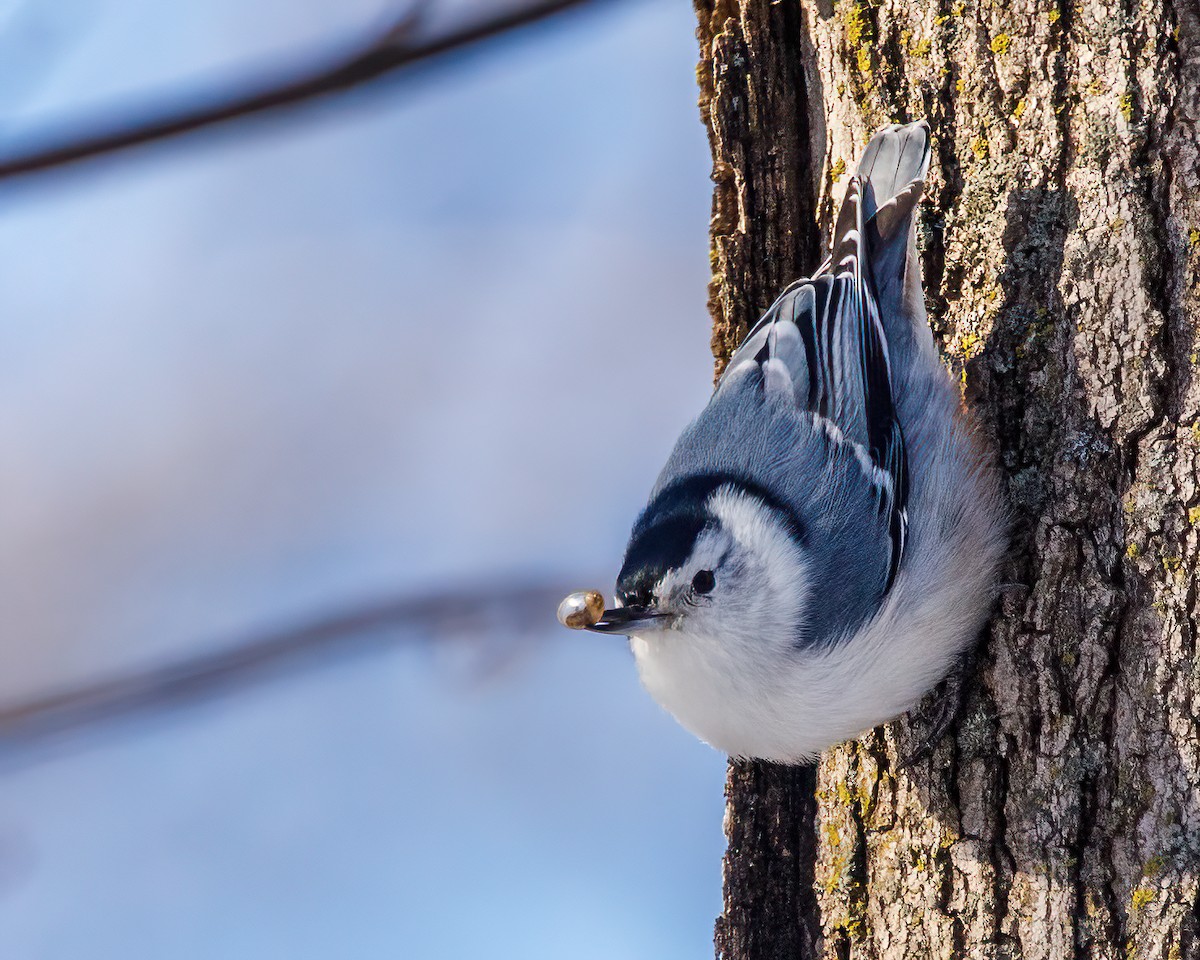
xmin=717 ymin=176 xmax=909 ymax=591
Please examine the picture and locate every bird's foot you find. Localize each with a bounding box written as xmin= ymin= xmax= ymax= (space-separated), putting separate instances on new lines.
xmin=898 ymin=648 xmax=978 ymax=770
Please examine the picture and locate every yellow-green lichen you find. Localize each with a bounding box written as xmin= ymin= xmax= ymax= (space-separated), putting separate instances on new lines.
xmin=858 ymin=779 xmax=876 ymax=819
xmin=1144 ymin=853 xmax=1167 ymax=877
xmin=835 ymin=779 xmax=855 ymax=806
xmin=1187 ymin=227 xmax=1199 ymax=247
xmin=970 ymin=135 xmax=989 ymax=159
xmin=1109 ymin=217 xmax=1126 ymax=232
xmin=845 ymin=0 xmax=872 ymax=58
xmin=990 ymin=33 xmax=1011 ymax=55
xmin=1126 ymin=542 xmax=1142 ymax=560
xmin=1119 ymin=92 xmax=1134 ymax=121
xmin=824 ymin=819 xmax=843 ymax=849
xmin=1013 ymin=98 xmax=1027 ymax=119
xmin=823 ymin=853 xmax=846 ymax=895
xmin=840 ymin=0 xmax=877 ymax=85
xmin=1131 ymin=886 xmax=1155 ymax=911
xmin=1047 ymin=8 xmax=1061 ymax=23
xmin=831 ymin=875 xmax=872 ymax=941
xmin=846 ymin=914 xmax=869 ymax=940
xmin=1085 ymin=77 xmax=1105 ymax=97
xmin=1162 ymin=555 xmax=1181 ymax=572
xmin=911 ymin=37 xmax=932 ymax=58
xmin=1014 ymin=308 xmax=1055 ymax=360
xmin=1186 ymin=506 xmax=1200 ymax=525
xmin=830 ymin=157 xmax=847 ymax=181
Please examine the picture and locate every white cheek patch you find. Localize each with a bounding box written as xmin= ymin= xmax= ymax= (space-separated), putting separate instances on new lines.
xmin=705 ymin=486 xmax=810 ymax=634
xmin=630 ymin=484 xmax=815 ymax=760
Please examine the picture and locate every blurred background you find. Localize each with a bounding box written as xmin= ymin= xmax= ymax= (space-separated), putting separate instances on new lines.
xmin=0 ymin=0 xmax=728 ymax=956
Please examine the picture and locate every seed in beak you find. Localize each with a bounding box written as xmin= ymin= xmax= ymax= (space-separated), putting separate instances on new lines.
xmin=557 ymin=590 xmax=606 ymax=629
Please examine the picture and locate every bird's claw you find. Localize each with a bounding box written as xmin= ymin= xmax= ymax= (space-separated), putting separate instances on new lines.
xmin=898 ymin=647 xmax=977 ymax=770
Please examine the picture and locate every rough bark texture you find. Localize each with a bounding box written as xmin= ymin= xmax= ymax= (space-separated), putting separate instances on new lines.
xmin=694 ymin=5 xmax=824 ymax=959
xmin=715 ymin=761 xmax=823 ymax=960
xmin=695 ymin=1 xmax=1200 ymax=958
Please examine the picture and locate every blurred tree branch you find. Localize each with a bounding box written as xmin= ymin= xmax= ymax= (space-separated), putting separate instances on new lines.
xmin=0 ymin=579 xmax=577 ymax=751
xmin=0 ymin=0 xmax=600 ymax=184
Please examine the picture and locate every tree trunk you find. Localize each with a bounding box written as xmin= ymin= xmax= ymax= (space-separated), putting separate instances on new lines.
xmin=695 ymin=2 xmax=1200 ymax=958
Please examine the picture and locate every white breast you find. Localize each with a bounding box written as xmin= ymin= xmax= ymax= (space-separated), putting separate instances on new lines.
xmin=631 ymin=483 xmax=1001 ymax=762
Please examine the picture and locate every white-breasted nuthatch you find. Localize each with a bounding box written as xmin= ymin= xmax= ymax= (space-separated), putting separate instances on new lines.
xmin=563 ymin=120 xmax=1006 ymax=763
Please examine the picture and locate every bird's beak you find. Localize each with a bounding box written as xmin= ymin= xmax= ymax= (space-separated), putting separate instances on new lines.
xmin=584 ymin=605 xmax=671 ymax=635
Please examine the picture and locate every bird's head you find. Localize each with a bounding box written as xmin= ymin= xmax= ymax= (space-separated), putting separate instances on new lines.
xmin=588 ymin=477 xmax=810 ymax=652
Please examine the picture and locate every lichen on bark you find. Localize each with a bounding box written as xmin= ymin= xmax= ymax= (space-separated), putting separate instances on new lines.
xmin=695 ymin=1 xmax=1200 ymax=957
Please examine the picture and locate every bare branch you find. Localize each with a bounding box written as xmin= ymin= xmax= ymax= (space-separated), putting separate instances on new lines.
xmin=0 ymin=0 xmax=599 ymax=184
xmin=0 ymin=578 xmax=581 ymax=751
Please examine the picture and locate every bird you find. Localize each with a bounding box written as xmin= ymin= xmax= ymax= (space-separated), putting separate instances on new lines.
xmin=563 ymin=120 xmax=1006 ymax=764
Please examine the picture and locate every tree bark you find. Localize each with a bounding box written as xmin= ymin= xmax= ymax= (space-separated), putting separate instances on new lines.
xmin=695 ymin=1 xmax=1200 ymax=958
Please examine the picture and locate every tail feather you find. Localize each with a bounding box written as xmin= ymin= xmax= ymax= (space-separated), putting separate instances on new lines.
xmin=714 ymin=122 xmax=935 ymax=592
xmin=854 ymin=120 xmax=931 ymax=336
xmin=856 ymin=120 xmax=931 ymax=227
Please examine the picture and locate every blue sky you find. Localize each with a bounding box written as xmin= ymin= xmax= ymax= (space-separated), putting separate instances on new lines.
xmin=0 ymin=1 xmax=730 ymax=956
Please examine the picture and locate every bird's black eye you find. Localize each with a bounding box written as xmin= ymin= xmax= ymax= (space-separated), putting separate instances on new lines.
xmin=691 ymin=569 xmax=715 ymax=595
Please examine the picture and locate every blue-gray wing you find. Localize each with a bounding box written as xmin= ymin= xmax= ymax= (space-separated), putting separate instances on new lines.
xmin=717 ymin=123 xmax=930 ymax=591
